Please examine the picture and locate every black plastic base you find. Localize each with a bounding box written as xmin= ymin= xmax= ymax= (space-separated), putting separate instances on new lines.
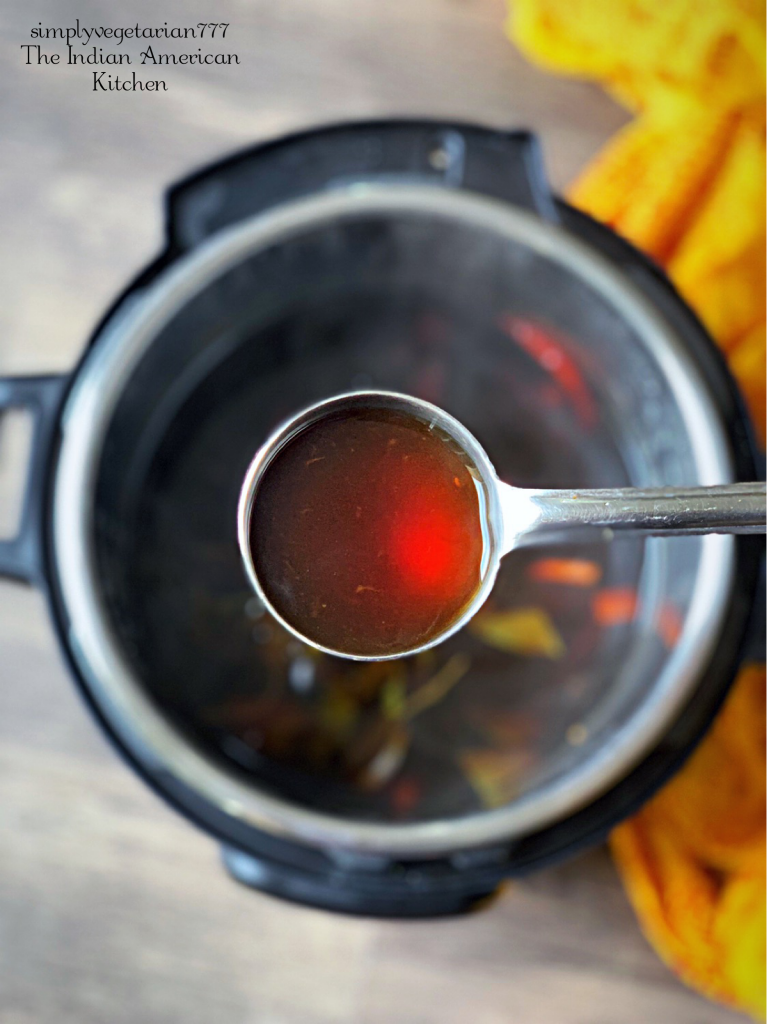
xmin=221 ymin=845 xmax=499 ymax=918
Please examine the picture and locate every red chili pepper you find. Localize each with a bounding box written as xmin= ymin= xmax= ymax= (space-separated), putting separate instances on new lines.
xmin=390 ymin=777 xmax=421 ymax=815
xmin=529 ymin=557 xmax=603 ymax=587
xmin=499 ymin=315 xmax=597 ymax=429
xmin=656 ymin=602 xmax=683 ymax=647
xmin=592 ymin=586 xmax=640 ymax=626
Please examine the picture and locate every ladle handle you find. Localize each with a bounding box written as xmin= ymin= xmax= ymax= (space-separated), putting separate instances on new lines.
xmin=514 ymin=482 xmax=766 ymax=544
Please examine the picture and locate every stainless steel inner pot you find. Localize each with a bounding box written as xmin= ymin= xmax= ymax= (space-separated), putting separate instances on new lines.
xmin=50 ymin=184 xmax=737 ymax=856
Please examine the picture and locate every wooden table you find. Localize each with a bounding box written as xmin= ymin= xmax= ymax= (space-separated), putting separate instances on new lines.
xmin=0 ymin=1 xmax=744 ymax=1020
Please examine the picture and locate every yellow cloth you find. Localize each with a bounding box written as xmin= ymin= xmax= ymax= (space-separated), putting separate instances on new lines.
xmin=509 ymin=0 xmax=765 ymax=441
xmin=507 ymin=1 xmax=766 ymax=1017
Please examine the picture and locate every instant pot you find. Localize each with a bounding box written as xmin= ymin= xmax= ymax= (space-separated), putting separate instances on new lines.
xmin=1 ymin=121 xmax=762 ymax=916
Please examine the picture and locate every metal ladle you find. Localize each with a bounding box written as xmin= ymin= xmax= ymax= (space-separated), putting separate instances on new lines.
xmin=238 ymin=391 xmax=765 ymax=661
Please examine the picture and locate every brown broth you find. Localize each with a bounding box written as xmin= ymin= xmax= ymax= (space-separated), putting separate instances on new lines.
xmin=249 ymin=408 xmax=486 ymax=656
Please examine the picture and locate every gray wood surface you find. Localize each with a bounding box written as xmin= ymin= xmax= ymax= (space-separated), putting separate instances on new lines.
xmin=0 ymin=1 xmax=745 ymax=1021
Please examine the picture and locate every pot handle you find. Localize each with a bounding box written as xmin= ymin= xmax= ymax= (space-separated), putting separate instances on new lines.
xmin=0 ymin=375 xmax=66 ymax=586
xmin=221 ymin=845 xmax=501 ymax=918
xmin=168 ymin=123 xmax=560 ymax=251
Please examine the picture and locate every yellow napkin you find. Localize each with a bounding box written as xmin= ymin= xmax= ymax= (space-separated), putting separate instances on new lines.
xmin=507 ymin=1 xmax=766 ymax=1016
